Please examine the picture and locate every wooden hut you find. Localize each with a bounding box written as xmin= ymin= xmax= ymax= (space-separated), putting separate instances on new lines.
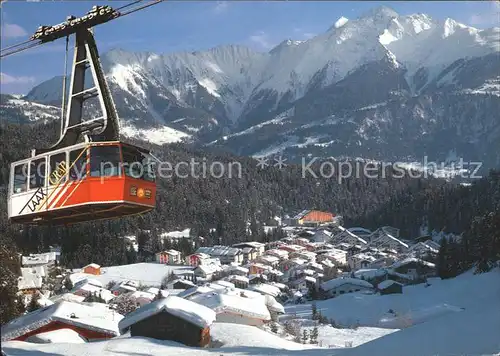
xmin=118 ymin=296 xmax=216 ymax=347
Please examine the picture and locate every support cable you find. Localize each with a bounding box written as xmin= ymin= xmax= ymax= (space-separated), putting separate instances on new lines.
xmin=60 ymin=36 xmax=70 ymax=136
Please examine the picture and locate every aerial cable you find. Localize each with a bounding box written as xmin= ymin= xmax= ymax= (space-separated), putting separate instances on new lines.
xmin=0 ymin=1 xmax=164 ymax=59
xmin=1 ymin=39 xmax=35 ymax=52
xmin=115 ymin=0 xmax=144 ymax=12
xmin=60 ymin=35 xmax=70 ymax=136
xmin=0 ymin=41 xmax=43 ymax=59
xmin=119 ymin=0 xmax=163 ymax=17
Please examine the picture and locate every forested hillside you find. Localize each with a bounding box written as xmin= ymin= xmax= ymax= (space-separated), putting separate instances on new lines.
xmin=0 ymin=120 xmax=441 ymax=266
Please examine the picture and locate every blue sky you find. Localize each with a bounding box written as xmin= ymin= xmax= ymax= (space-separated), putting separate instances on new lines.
xmin=1 ymin=1 xmax=498 ymax=94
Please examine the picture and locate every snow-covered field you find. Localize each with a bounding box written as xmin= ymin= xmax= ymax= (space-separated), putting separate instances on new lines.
xmin=303 ymin=324 xmax=397 ymax=349
xmin=70 ymin=263 xmax=193 ymax=287
xmin=284 ymin=268 xmax=500 ymax=328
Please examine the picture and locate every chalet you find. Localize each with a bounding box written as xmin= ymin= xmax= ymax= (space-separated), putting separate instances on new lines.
xmin=320 ymin=277 xmax=374 ymax=298
xmin=377 ymin=280 xmax=403 ymax=295
xmin=232 ymin=242 xmax=265 ymax=256
xmin=194 ymin=263 xmax=221 ymax=281
xmin=390 ymin=258 xmax=436 ymax=280
xmin=227 ymin=275 xmax=249 ymax=289
xmin=249 ymin=274 xmax=268 ymax=285
xmin=167 ymin=279 xmax=197 ymax=290
xmin=267 ymin=269 xmax=284 ymax=282
xmin=370 ymin=232 xmax=409 ymax=253
xmin=111 ymin=281 xmax=137 ymax=296
xmin=331 ymin=228 xmax=368 ymax=247
xmin=408 ymin=241 xmax=440 ymax=257
xmin=289 ymin=276 xmax=316 ymax=290
xmin=156 ymin=250 xmax=182 ymax=265
xmin=291 ymin=250 xmax=317 ymax=262
xmin=264 ymin=249 xmax=289 ymax=260
xmin=178 ymin=285 xmax=216 ymax=300
xmin=240 ymin=247 xmax=258 ymax=262
xmin=278 ymin=244 xmax=305 ymax=253
xmin=248 ymin=262 xmax=272 ymax=275
xmin=1 ymin=301 xmax=122 ymax=342
xmin=185 ymin=253 xmax=211 ymax=267
xmin=280 ymin=258 xmax=307 ymax=273
xmin=257 ymin=254 xmax=280 ymax=267
xmin=196 ymin=246 xmax=243 ymax=265
xmin=83 ymin=263 xmax=101 ymax=276
xmin=191 ymin=292 xmax=271 ymax=326
xmin=316 ymin=249 xmax=348 ymax=265
xmin=248 ymin=283 xmax=281 ymax=298
xmin=118 ymin=296 xmax=216 ymax=347
xmin=227 ymin=265 xmax=249 ymax=276
xmin=129 ymin=291 xmax=156 ymax=306
xmin=348 ymin=253 xmax=378 ymax=270
xmin=291 ymin=210 xmax=335 ymax=226
xmin=72 ymin=282 xmax=115 ymax=303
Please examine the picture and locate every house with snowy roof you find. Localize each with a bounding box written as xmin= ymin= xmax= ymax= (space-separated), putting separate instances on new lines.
xmin=194 ymin=262 xmax=222 ymax=281
xmin=1 ymin=301 xmax=122 ymax=342
xmin=82 ymin=263 xmax=101 ymax=275
xmin=369 ymin=227 xmax=409 ymax=252
xmin=408 ymin=241 xmax=440 ymax=257
xmin=111 ymin=281 xmax=138 ymax=296
xmin=227 ymin=275 xmax=249 ymax=289
xmin=168 ymin=278 xmax=197 ymax=290
xmin=264 ymin=248 xmax=289 ymax=260
xmin=289 ymin=276 xmax=317 ymax=290
xmin=348 ymin=253 xmax=378 ymax=270
xmin=257 ymin=254 xmax=280 ymax=267
xmin=248 ymin=283 xmax=281 ymax=298
xmin=190 ymin=291 xmax=271 ymax=326
xmin=377 ymin=280 xmax=403 ymax=295
xmin=18 ymin=267 xmax=44 ymax=294
xmin=155 ymin=249 xmax=183 ymax=265
xmin=71 ymin=281 xmax=115 ymax=303
xmin=320 ymin=277 xmax=374 ymax=298
xmin=196 ymin=246 xmax=243 ymax=265
xmin=118 ymin=295 xmax=216 ymax=347
xmin=389 ymin=258 xmax=436 ymax=280
xmin=185 ymin=252 xmax=212 ymax=267
xmin=233 ymin=241 xmax=265 ymax=255
xmin=331 ymin=228 xmax=368 ymax=247
xmin=290 ymin=210 xmax=335 ymax=226
xmin=21 ymin=253 xmax=56 ymax=268
xmin=227 ymin=265 xmax=249 ymax=276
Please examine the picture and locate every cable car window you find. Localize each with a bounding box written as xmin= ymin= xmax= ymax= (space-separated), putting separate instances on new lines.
xmin=122 ymin=145 xmax=155 ymax=181
xmin=13 ymin=163 xmax=28 ymax=194
xmin=49 ymin=153 xmax=67 ymax=186
xmin=90 ymin=146 xmax=120 ymax=177
xmin=29 ymin=158 xmax=46 ymax=190
xmin=69 ymin=148 xmax=87 ymax=181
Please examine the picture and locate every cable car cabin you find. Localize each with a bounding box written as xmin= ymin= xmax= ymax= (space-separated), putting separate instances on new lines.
xmin=8 ymin=142 xmax=156 ymax=225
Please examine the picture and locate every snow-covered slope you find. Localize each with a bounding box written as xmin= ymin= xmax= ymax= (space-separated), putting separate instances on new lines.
xmin=285 ymin=269 xmax=500 ymax=328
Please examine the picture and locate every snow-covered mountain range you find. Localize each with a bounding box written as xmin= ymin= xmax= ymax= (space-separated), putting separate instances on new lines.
xmin=5 ymin=6 xmax=500 ymax=167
